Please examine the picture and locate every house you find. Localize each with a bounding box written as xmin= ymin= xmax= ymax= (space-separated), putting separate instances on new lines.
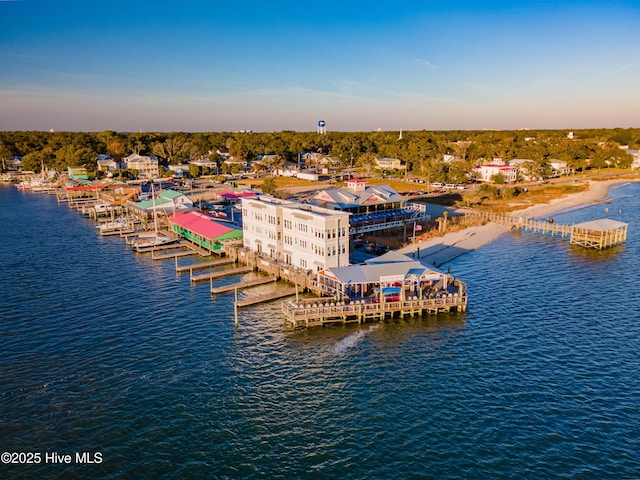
xmin=301 ymin=152 xmax=336 ymax=167
xmin=241 ymin=195 xmax=350 ymax=272
xmin=168 ymin=211 xmax=242 ymax=252
xmin=122 ymin=153 xmax=159 ymax=179
xmin=67 ymin=167 xmax=89 ymax=180
xmin=473 ymin=157 xmax=517 ymax=183
xmin=96 ymin=154 xmax=119 ymax=174
xmin=166 ymin=164 xmax=191 ymax=178
xmin=189 ymin=159 xmax=218 ymax=175
xmin=625 ymin=150 xmax=640 ymax=169
xmin=375 ymin=157 xmax=406 ymax=171
xmin=309 ymin=178 xmax=428 ymax=235
xmin=443 ymin=154 xmax=462 ymax=163
xmin=223 ymin=157 xmax=249 ymax=172
xmin=216 ymin=147 xmax=230 ymax=160
xmin=507 ymin=159 xmax=536 ymax=181
xmin=548 ymin=159 xmax=572 ymax=176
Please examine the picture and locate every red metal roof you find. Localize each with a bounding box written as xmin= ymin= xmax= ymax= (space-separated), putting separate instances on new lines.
xmin=170 ymin=211 xmax=240 ymax=239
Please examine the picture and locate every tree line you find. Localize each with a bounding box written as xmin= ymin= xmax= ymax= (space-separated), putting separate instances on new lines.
xmin=1 ymin=128 xmax=638 ymax=183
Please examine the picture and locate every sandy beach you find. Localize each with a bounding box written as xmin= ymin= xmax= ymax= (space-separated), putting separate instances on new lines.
xmin=400 ymin=179 xmax=636 ymax=267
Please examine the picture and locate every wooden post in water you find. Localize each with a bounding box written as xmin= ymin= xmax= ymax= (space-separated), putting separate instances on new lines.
xmin=234 ymin=287 xmax=239 ymax=328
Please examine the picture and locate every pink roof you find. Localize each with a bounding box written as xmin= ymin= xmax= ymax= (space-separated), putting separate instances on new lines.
xmin=170 ymin=211 xmax=239 ymax=239
xmin=347 ymin=178 xmax=367 ymax=183
xmin=218 ymin=190 xmax=258 ymax=199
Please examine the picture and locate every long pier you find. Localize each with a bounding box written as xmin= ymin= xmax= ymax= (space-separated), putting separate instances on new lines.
xmin=465 ymin=211 xmax=627 ymax=249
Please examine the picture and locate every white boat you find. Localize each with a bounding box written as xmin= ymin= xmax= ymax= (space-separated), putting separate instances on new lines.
xmin=130 ymin=232 xmax=178 ymax=251
xmin=94 ymin=203 xmax=113 ymax=215
xmin=97 ymin=217 xmax=131 ymax=231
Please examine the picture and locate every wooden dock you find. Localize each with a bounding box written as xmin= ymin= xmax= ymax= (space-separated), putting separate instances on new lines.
xmin=211 ymin=276 xmax=277 ymax=294
xmin=176 ymin=258 xmax=235 ymax=274
xmin=152 ymin=250 xmax=197 ymax=260
xmin=190 ymin=266 xmax=253 ymax=283
xmin=99 ymin=226 xmax=136 ymax=236
xmin=282 ymin=294 xmax=467 ymax=329
xmin=134 ymin=241 xmax=182 ymax=254
xmin=236 ymin=287 xmax=298 ymax=307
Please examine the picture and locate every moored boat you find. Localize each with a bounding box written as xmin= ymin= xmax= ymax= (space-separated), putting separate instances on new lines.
xmin=130 ymin=232 xmax=178 ymax=251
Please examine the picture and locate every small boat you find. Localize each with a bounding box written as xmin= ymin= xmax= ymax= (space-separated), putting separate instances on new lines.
xmin=130 ymin=233 xmax=178 ymax=251
xmin=96 ymin=217 xmax=131 ymax=231
xmin=94 ymin=203 xmax=113 ymax=216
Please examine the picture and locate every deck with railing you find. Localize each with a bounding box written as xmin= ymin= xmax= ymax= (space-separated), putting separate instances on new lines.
xmin=282 ymin=293 xmax=467 ymax=329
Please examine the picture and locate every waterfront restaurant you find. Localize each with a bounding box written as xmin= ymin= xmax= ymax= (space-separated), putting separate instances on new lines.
xmin=309 ymin=178 xmax=428 ymax=236
xmin=315 ymin=251 xmax=454 ymax=301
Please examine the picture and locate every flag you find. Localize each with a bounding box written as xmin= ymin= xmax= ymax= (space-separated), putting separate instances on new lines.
xmin=413 ymin=223 xmax=422 ymax=232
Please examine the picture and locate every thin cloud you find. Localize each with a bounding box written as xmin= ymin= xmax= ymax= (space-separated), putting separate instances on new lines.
xmin=415 ymin=58 xmax=438 ymax=69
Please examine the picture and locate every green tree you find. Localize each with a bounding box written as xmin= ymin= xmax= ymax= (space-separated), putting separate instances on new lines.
xmin=189 ymin=164 xmax=201 ymax=178
xmin=261 ymin=177 xmax=277 ymax=195
xmin=490 ymin=172 xmax=506 ymax=184
xmin=0 ymin=141 xmax=12 ymax=172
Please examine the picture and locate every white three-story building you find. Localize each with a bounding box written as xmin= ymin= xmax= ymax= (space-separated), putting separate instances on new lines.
xmin=241 ymin=196 xmax=350 ymax=272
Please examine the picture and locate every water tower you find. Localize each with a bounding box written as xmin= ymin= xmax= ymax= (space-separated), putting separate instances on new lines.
xmin=317 ymin=120 xmax=326 ymax=135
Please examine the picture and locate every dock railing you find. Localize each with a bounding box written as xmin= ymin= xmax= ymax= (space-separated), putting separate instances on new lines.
xmin=282 ymin=293 xmax=467 ymax=328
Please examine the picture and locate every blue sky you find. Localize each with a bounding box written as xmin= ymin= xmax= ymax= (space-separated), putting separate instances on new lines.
xmin=1 ymin=0 xmax=639 ymax=132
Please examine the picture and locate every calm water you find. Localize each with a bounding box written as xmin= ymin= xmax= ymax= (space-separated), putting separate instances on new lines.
xmin=1 ymin=184 xmax=639 ymax=479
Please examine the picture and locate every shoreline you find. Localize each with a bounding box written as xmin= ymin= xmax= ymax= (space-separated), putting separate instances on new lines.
xmin=400 ymin=179 xmax=636 ymax=267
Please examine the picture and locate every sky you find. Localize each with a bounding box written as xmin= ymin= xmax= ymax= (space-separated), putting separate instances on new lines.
xmin=1 ymin=0 xmax=639 ymax=132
